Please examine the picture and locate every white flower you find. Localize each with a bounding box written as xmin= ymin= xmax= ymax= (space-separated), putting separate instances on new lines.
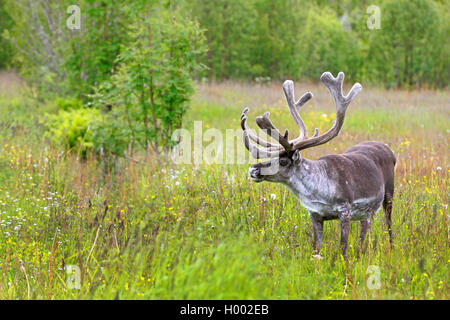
xmin=270 ymin=193 xmax=277 ymax=200
xmin=436 ymin=166 xmax=442 ymax=171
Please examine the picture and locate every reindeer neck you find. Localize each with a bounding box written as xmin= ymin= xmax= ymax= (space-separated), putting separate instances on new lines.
xmin=284 ymin=158 xmax=335 ymax=202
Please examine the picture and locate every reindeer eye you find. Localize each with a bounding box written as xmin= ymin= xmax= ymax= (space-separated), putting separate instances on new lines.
xmin=279 ymin=158 xmax=289 ymax=166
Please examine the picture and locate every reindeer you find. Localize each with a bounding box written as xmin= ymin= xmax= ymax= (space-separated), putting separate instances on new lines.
xmin=240 ymin=72 xmax=396 ymax=258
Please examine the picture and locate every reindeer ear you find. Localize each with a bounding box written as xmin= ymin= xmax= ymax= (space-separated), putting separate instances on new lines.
xmin=292 ymin=150 xmax=302 ymax=164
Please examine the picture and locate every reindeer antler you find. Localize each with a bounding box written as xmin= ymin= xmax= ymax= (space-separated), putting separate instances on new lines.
xmin=241 ymin=85 xmax=313 ymax=158
xmin=282 ymin=80 xmax=313 ymax=140
xmin=241 ymin=108 xmax=287 ymax=159
xmin=290 ymin=72 xmax=362 ymax=150
xmin=241 ymin=71 xmax=362 ymax=159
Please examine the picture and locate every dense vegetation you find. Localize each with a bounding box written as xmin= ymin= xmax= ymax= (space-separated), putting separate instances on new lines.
xmin=1 ymin=0 xmax=449 ymax=92
xmin=1 ymin=0 xmax=447 ymax=158
xmin=0 ymin=0 xmax=448 ymax=300
xmin=190 ymin=0 xmax=449 ymax=87
xmin=0 ymin=74 xmax=448 ymax=299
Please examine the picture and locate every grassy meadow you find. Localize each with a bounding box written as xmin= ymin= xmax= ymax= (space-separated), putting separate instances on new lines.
xmin=0 ymin=72 xmax=448 ymax=299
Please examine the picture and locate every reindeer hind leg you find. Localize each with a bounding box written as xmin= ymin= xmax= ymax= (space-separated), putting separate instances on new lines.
xmin=383 ymin=193 xmax=393 ymax=247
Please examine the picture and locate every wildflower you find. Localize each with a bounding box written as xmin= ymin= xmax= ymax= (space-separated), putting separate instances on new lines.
xmin=270 ymin=193 xmax=276 ymax=200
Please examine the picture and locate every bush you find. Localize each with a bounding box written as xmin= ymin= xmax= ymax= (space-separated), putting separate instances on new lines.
xmin=90 ymin=113 xmax=131 ymax=158
xmin=53 ymin=97 xmax=83 ymax=111
xmin=45 ymin=104 xmax=130 ymax=159
xmin=45 ymin=108 xmax=100 ymax=155
xmin=91 ymin=3 xmax=206 ymax=158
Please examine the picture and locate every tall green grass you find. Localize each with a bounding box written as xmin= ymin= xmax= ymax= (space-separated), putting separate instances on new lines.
xmin=0 ymin=79 xmax=448 ymax=299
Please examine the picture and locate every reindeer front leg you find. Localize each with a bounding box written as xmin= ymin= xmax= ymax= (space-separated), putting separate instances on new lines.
xmin=338 ymin=204 xmax=351 ymax=259
xmin=359 ymin=218 xmax=371 ymax=256
xmin=309 ymin=212 xmax=324 ymax=254
xmin=359 ymin=210 xmax=375 ymax=256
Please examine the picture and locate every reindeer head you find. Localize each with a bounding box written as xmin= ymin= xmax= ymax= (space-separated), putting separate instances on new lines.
xmin=241 ymin=71 xmax=362 ymax=183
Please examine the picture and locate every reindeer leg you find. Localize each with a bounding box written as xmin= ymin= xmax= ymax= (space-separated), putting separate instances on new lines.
xmin=338 ymin=204 xmax=351 ymax=260
xmin=383 ymin=194 xmax=394 ymax=247
xmin=359 ymin=217 xmax=371 ymax=256
xmin=309 ymin=212 xmax=324 ymax=254
xmin=359 ymin=209 xmax=376 ymax=256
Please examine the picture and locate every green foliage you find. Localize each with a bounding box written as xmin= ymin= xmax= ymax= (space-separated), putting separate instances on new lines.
xmin=186 ymin=0 xmax=448 ymax=87
xmin=2 ymin=0 xmax=448 ymax=97
xmin=367 ymin=0 xmax=447 ymax=88
xmin=2 ymin=0 xmax=128 ymax=98
xmin=62 ymin=1 xmax=129 ymax=99
xmin=251 ymin=0 xmax=309 ymax=79
xmin=90 ymin=112 xmax=131 ymax=158
xmin=45 ymin=96 xmax=130 ymax=158
xmin=2 ymin=0 xmax=68 ymax=96
xmin=188 ymin=0 xmax=260 ymax=80
xmin=91 ymin=2 xmax=206 ymax=157
xmin=0 ymin=72 xmax=449 ymax=300
xmin=45 ymin=108 xmax=100 ymax=155
xmin=0 ymin=1 xmax=13 ymax=69
xmin=297 ymin=6 xmax=362 ymax=81
xmin=0 ymin=0 xmax=448 ymax=300
xmin=53 ymin=97 xmax=83 ymax=111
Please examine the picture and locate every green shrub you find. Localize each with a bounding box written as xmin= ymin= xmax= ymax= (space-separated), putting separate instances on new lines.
xmin=90 ymin=113 xmax=131 ymax=157
xmin=53 ymin=97 xmax=83 ymax=111
xmin=45 ymin=108 xmax=100 ymax=155
xmin=90 ymin=3 xmax=206 ymax=158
